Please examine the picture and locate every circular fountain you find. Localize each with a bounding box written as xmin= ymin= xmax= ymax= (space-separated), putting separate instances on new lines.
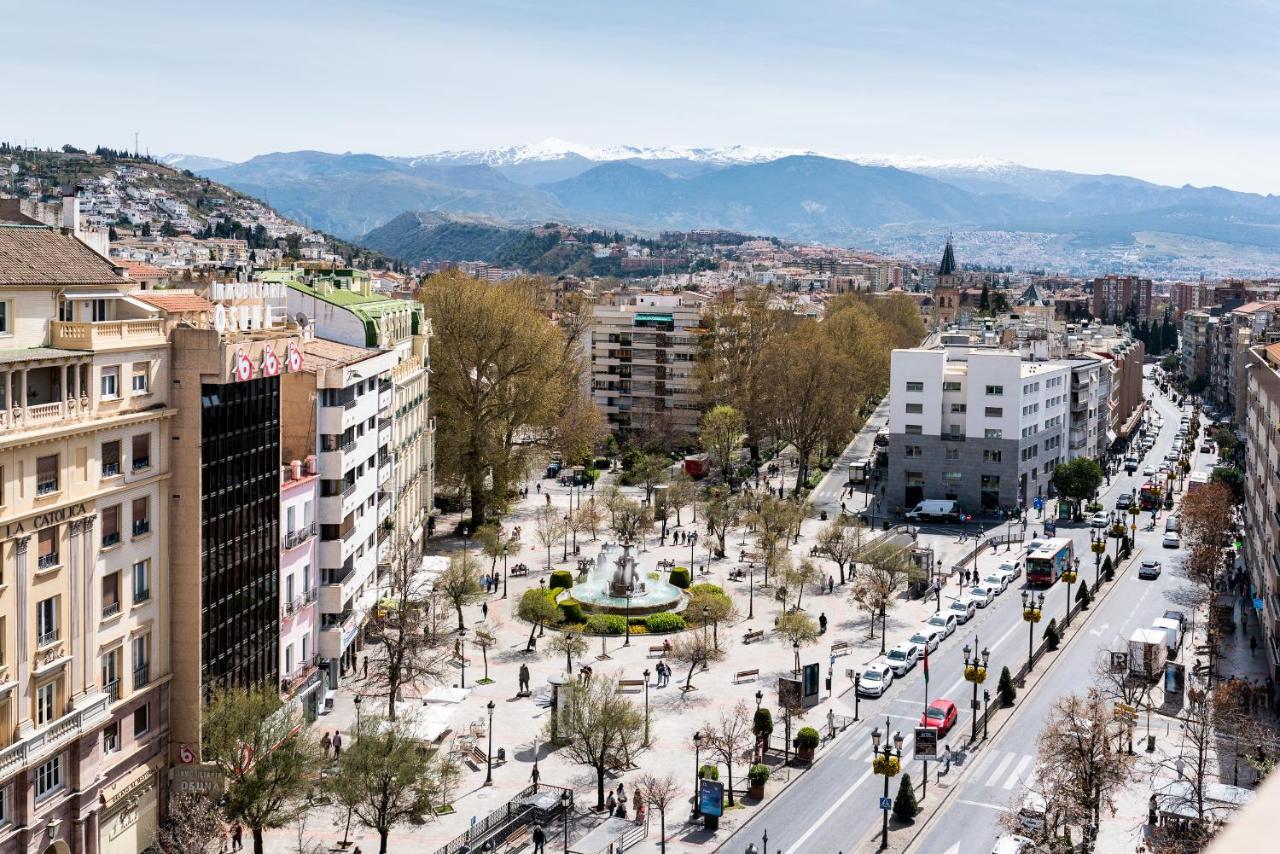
xmin=568 ymin=543 xmax=686 ymax=616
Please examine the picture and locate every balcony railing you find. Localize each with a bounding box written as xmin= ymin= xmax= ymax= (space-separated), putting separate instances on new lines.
xmin=132 ymin=663 xmax=150 ymax=690
xmin=104 ymin=679 xmax=120 ymax=702
xmin=133 ymin=519 xmax=150 ymax=536
xmin=102 ymin=462 xmax=120 ymax=477
xmin=341 ymin=481 xmax=358 ymax=499
xmin=36 ymin=478 xmax=59 ymax=496
xmin=133 ymin=587 xmax=151 ymax=605
xmin=341 ymin=397 xmax=358 ymax=410
xmin=101 ymin=601 xmax=121 ymax=619
xmin=37 ymin=629 xmax=59 ymax=648
xmin=941 ymin=434 xmax=966 ymax=442
xmin=50 ymin=318 xmax=166 ymax=350
xmin=101 ymin=532 xmax=120 ymax=548
xmin=283 ymin=522 xmax=317 ymax=550
xmin=37 ymin=553 xmax=59 ymax=571
xmin=132 ymin=456 xmax=150 ymax=471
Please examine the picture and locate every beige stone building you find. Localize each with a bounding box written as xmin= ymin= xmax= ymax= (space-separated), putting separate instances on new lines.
xmin=0 ymin=224 xmax=172 ymax=854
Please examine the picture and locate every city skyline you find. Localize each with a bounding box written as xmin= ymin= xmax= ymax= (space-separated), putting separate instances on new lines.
xmin=4 ymin=1 xmax=1280 ymax=193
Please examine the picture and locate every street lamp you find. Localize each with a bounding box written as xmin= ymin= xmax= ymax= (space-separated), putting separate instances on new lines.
xmin=755 ymin=689 xmax=763 ymax=711
xmin=624 ymin=593 xmax=633 ymax=646
xmin=853 ymin=672 xmax=862 ymax=721
xmin=962 ymin=639 xmax=990 ymax=742
xmin=793 ymin=640 xmax=800 ymax=675
xmin=353 ymin=694 xmax=362 ymax=737
xmin=933 ymin=579 xmax=942 ymax=613
xmin=561 ymin=789 xmax=572 ymax=853
xmin=1091 ymin=529 xmax=1106 ymax=587
xmin=459 ymin=626 xmax=467 ymax=688
xmin=1021 ymin=592 xmax=1044 ymax=679
xmin=693 ymin=731 xmax=703 ymax=817
xmin=703 ymin=605 xmax=711 ymax=647
xmin=1062 ymin=560 xmax=1079 ymax=627
xmin=485 ymin=700 xmax=495 ymax=785
xmin=643 ymin=668 xmax=651 ymax=747
xmin=871 ymin=720 xmax=904 ymax=850
xmin=748 ymin=563 xmax=755 ymax=620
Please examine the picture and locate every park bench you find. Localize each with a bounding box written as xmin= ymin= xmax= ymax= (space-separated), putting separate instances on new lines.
xmin=616 ymin=678 xmax=646 ymax=693
xmin=509 ymin=565 xmax=529 ymax=577
xmin=504 ymin=825 xmax=530 ymax=852
xmin=733 ymin=669 xmax=760 ymax=683
xmin=648 ymin=645 xmax=669 ymax=657
xmin=830 ymin=640 xmax=851 ymax=657
xmin=743 ymin=629 xmax=765 ymax=644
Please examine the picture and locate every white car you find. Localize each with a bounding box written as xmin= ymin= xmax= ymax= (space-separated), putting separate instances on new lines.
xmin=885 ymin=641 xmax=921 ymax=676
xmin=982 ymin=573 xmax=1010 ymax=594
xmin=1089 ymin=511 xmax=1110 ymax=528
xmin=998 ymin=560 xmax=1022 ymax=580
xmin=1163 ymin=531 xmax=1181 ymax=549
xmin=947 ymin=598 xmax=977 ymax=624
xmin=968 ymin=583 xmax=998 ymax=604
xmin=909 ymin=627 xmax=942 ymax=653
xmin=1142 ymin=465 xmax=1156 ymax=477
xmin=992 ymin=836 xmax=1032 ymax=854
xmin=857 ymin=662 xmax=894 ymax=697
xmin=925 ymin=612 xmax=958 ymax=638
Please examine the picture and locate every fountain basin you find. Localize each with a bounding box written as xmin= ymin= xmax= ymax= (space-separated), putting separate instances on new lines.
xmin=569 ymin=580 xmax=687 ymax=616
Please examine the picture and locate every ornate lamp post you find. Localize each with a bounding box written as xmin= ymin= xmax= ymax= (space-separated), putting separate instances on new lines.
xmin=702 ymin=605 xmax=710 ymax=646
xmin=353 ymin=694 xmax=362 ymax=737
xmin=792 ymin=640 xmax=800 ymax=675
xmin=1062 ymin=559 xmax=1079 ymax=626
xmin=748 ymin=563 xmax=755 ymax=620
xmin=1021 ymin=592 xmax=1044 ymax=678
xmin=458 ymin=625 xmax=467 ymax=688
xmin=755 ymin=689 xmax=763 ymax=711
xmin=871 ymin=721 xmax=904 ymax=850
xmin=485 ymin=700 xmax=495 ymax=785
xmin=1091 ymin=529 xmax=1106 ymax=587
xmin=853 ymin=672 xmax=861 ymax=721
xmin=643 ymin=668 xmax=651 ymax=747
xmin=624 ymin=592 xmax=633 ymax=646
xmin=561 ymin=789 xmax=572 ymax=853
xmin=692 ymin=731 xmax=703 ymax=817
xmin=962 ymin=638 xmax=990 ymax=742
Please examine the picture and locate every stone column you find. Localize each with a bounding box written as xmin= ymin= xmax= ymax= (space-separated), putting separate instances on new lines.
xmin=80 ymin=516 xmax=96 ymax=696
xmin=68 ymin=519 xmax=83 ymax=699
xmin=14 ymin=536 xmax=32 ymax=735
xmin=85 ymin=809 xmax=99 ymax=854
xmin=18 ymin=368 xmax=27 ymax=418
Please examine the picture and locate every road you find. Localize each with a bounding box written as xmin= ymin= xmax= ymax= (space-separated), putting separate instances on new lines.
xmin=727 ymin=378 xmax=1198 ymax=854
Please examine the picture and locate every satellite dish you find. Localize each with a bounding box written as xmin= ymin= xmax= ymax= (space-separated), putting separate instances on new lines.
xmin=294 ymin=312 xmax=309 ymax=329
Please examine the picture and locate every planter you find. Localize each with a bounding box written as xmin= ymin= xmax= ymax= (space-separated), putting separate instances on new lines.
xmin=748 ymin=782 xmax=765 ymax=799
xmin=797 ymin=745 xmax=815 ymax=762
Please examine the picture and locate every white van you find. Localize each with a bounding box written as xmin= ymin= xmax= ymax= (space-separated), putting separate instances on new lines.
xmin=905 ymin=500 xmax=962 ymax=522
xmin=1152 ymin=617 xmax=1181 ymax=653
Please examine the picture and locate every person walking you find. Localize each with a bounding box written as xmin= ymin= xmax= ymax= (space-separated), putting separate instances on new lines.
xmin=605 ymin=791 xmax=617 ymax=816
xmin=482 ymin=601 xmax=489 ymax=621
xmin=231 ymin=823 xmax=244 ymax=851
xmin=320 ymin=731 xmax=332 ymax=760
xmin=332 ymin=730 xmax=343 ymax=759
xmin=519 ymin=663 xmax=531 ymax=695
xmin=532 ymin=824 xmax=546 ymax=854
xmin=1251 ymin=635 xmax=1258 ymax=658
xmin=818 ymin=613 xmax=828 ymax=634
xmin=828 ymin=576 xmax=835 ymax=594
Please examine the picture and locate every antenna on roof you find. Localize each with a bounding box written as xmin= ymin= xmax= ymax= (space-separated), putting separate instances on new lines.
xmin=294 ymin=312 xmax=309 ymax=329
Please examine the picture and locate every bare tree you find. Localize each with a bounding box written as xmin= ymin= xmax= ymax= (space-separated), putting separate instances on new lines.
xmin=472 ymin=625 xmax=497 ymax=683
xmin=706 ymin=701 xmax=754 ymax=805
xmin=152 ymin=790 xmax=225 ymax=854
xmin=665 ymin=472 xmax=696 ymax=527
xmin=699 ymin=485 xmax=740 ymax=558
xmin=1036 ymin=691 xmax=1136 ymax=833
xmin=554 ymin=676 xmax=647 ymax=809
xmin=670 ymin=632 xmax=725 ymax=691
xmin=547 ymin=629 xmax=588 ymax=674
xmin=436 ymin=550 xmax=484 ymax=632
xmin=609 ymin=496 xmax=652 ymax=547
xmin=637 ymin=772 xmax=682 ymax=853
xmin=778 ymin=557 xmax=823 ymax=610
xmin=533 ymin=504 xmax=566 ymax=571
xmin=578 ymin=496 xmax=605 ymax=540
xmin=816 ymin=518 xmax=866 ymax=585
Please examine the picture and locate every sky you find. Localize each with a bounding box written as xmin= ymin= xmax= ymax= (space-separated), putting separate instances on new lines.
xmin=4 ymin=0 xmax=1280 ymax=192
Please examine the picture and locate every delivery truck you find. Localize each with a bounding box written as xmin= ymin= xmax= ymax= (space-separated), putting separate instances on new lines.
xmin=1129 ymin=629 xmax=1169 ymax=681
xmin=1151 ymin=617 xmax=1182 ymax=655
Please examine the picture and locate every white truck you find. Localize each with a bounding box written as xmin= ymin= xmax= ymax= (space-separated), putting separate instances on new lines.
xmin=1151 ymin=617 xmax=1181 ymax=655
xmin=1129 ymin=629 xmax=1169 ymax=680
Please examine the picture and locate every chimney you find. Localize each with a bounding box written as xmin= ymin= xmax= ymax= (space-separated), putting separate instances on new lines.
xmin=61 ymin=188 xmax=79 ymax=235
xmin=305 ymin=454 xmax=317 ymax=475
xmin=291 ymin=459 xmax=303 ymax=481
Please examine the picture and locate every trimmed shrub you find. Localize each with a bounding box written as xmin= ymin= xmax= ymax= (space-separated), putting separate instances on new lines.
xmin=645 ymin=613 xmax=686 ymax=633
xmin=748 ymin=764 xmax=770 ymax=785
xmin=549 ymin=570 xmax=574 ymax=591
xmin=669 ymin=567 xmax=691 ymax=589
xmin=796 ymin=727 xmax=820 ymax=750
xmin=585 ymin=614 xmax=628 ymax=635
xmin=998 ymin=666 xmax=1017 ymax=706
xmin=753 ymin=708 xmax=773 ymax=738
xmin=893 ymin=774 xmax=919 ymax=822
xmin=1075 ymin=583 xmax=1092 ymax=610
xmin=698 ymin=764 xmax=719 ymax=781
xmin=558 ymin=599 xmax=583 ymax=625
xmin=1102 ymin=555 xmax=1115 ymax=581
xmin=690 ymin=583 xmax=725 ymax=597
xmin=1043 ymin=618 xmax=1060 ymax=650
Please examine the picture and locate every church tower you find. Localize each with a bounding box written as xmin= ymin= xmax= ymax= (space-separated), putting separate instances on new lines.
xmin=932 ymin=236 xmax=960 ymax=327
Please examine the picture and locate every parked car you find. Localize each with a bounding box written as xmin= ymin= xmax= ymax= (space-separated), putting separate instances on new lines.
xmin=1142 ymin=465 xmax=1156 ymax=477
xmin=1124 ymin=457 xmax=1139 ymax=473
xmin=1116 ymin=494 xmax=1133 ymax=510
xmin=1201 ymin=443 xmax=1213 ymax=453
xmin=920 ymin=698 xmax=958 ymax=736
xmin=1139 ymin=559 xmax=1162 ymax=580
xmin=925 ymin=612 xmax=958 ymax=638
xmin=1163 ymin=610 xmax=1188 ymax=631
xmin=998 ymin=560 xmax=1022 ymax=579
xmin=909 ymin=627 xmax=942 ymax=653
xmin=1165 ymin=516 xmax=1179 ymax=533
xmin=885 ymin=641 xmax=921 ymax=676
xmin=982 ymin=573 xmax=1010 ymax=594
xmin=1163 ymin=531 xmax=1181 ymax=549
xmin=992 ymin=835 xmax=1033 ymax=854
xmin=1090 ymin=511 xmax=1110 ymax=528
xmin=947 ymin=598 xmax=977 ymax=624
xmin=993 ymin=563 xmax=1020 ymax=585
xmin=857 ymin=662 xmax=895 ymax=697
xmin=966 ymin=587 xmax=994 ymax=608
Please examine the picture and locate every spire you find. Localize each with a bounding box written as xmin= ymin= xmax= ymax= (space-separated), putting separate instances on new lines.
xmin=937 ymin=235 xmax=957 ymax=276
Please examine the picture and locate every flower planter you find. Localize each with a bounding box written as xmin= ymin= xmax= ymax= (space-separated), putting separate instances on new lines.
xmin=749 ymin=782 xmax=765 ymax=799
xmin=797 ymin=745 xmax=815 ymax=762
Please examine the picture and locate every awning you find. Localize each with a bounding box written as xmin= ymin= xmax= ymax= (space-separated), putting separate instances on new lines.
xmin=61 ymin=292 xmax=159 ymax=314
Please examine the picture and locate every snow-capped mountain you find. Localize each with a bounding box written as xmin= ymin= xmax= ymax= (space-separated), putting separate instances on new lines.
xmin=160 ymin=152 xmax=236 ymax=172
xmin=405 ymin=138 xmax=821 ymax=167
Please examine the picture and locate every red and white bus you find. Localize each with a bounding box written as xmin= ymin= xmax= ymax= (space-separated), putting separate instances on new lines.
xmin=1025 ymin=537 xmax=1074 ymax=586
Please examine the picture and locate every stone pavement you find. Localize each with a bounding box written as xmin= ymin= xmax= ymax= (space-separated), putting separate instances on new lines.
xmin=259 ymin=450 xmax=967 ymax=853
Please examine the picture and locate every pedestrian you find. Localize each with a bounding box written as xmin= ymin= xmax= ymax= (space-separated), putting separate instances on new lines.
xmin=1251 ymin=635 xmax=1258 ymax=658
xmin=231 ymin=823 xmax=243 ymax=851
xmin=532 ymin=824 xmax=546 ymax=854
xmin=362 ymin=655 xmax=369 ymax=679
xmin=320 ymin=731 xmax=332 ymax=759
xmin=632 ymin=788 xmax=643 ymax=819
xmin=828 ymin=575 xmax=835 ymax=594
xmin=536 ymin=482 xmax=541 ymax=493
xmin=546 ymin=493 xmax=551 ymax=505
xmin=819 ymin=613 xmax=828 ymax=634
xmin=606 ymin=791 xmax=617 ymax=816
xmin=332 ymin=730 xmax=343 ymax=758
xmin=531 ymin=763 xmax=541 ymax=788
xmin=482 ymin=601 xmax=489 ymax=621
xmin=519 ymin=663 xmax=531 ymax=695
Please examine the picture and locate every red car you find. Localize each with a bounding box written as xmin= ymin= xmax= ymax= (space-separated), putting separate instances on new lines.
xmin=920 ymin=699 xmax=958 ymax=735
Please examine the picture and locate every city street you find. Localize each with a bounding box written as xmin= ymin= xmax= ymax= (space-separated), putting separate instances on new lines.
xmin=726 ymin=378 xmax=1198 ymax=854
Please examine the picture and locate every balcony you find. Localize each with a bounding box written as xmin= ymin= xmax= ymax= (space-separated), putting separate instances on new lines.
xmin=102 ymin=462 xmax=120 ymax=477
xmin=132 ymin=663 xmax=150 ymax=690
xmin=133 ymin=587 xmax=150 ymax=605
xmin=104 ymin=679 xmax=120 ymax=702
xmin=37 ymin=553 xmax=59 ymax=571
xmin=283 ymin=522 xmax=317 ymax=550
xmin=37 ymin=628 xmax=59 ymax=648
xmin=36 ymin=478 xmax=59 ymax=496
xmin=133 ymin=519 xmax=150 ymax=537
xmin=101 ymin=532 xmax=121 ymax=548
xmin=50 ymin=319 xmax=166 ymax=351
xmin=101 ymin=601 xmax=121 ymax=619
xmin=0 ymin=692 xmax=110 ymax=780
xmin=131 ymin=456 xmax=151 ymax=472
xmin=378 ymin=461 xmax=392 ymax=485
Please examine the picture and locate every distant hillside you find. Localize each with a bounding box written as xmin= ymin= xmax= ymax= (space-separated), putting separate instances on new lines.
xmin=361 ymin=212 xmax=519 ymax=263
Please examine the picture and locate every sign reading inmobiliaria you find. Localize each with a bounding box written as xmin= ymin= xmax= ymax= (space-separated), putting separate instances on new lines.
xmin=210 ymin=281 xmax=305 ymax=382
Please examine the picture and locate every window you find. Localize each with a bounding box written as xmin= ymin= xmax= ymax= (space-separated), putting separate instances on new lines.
xmin=0 ymin=783 xmax=9 ymax=826
xmin=943 ymin=471 xmax=963 ymax=481
xmin=905 ymin=425 xmax=923 ymax=435
xmin=131 ymin=363 xmax=150 ymax=394
xmin=101 ymin=505 xmax=121 ymax=548
xmin=102 ymin=441 xmax=121 ymax=477
xmin=36 ymin=596 xmax=58 ymax=645
xmin=100 ymin=366 xmax=120 ymax=399
xmin=981 ymin=475 xmax=1001 ymax=489
xmin=905 ymin=471 xmax=925 ymax=487
xmin=102 ymin=648 xmax=121 ymax=700
xmin=36 ymin=454 xmax=58 ymax=495
xmin=905 ymin=403 xmax=923 ymax=414
xmin=985 ymin=407 xmax=1003 ymax=417
xmin=302 ymin=634 xmax=309 ymax=663
xmin=986 ymin=385 xmax=1004 ymax=395
xmin=37 ymin=527 xmax=58 ymax=571
xmin=0 ymin=300 xmax=9 ymax=335
xmin=983 ymin=449 xmax=1003 ymax=463
xmin=945 ymin=447 xmax=959 ymax=460
xmin=133 ymin=704 xmax=150 ymax=737
xmin=132 ymin=560 xmax=151 ymax=604
xmin=904 ymin=445 xmax=921 ymax=458
xmin=35 ymin=755 xmax=62 ymax=799
xmin=285 ymin=643 xmax=295 ymax=675
xmin=132 ymin=497 xmax=150 ymax=537
xmin=985 ymin=429 xmax=1003 ymax=440
xmin=103 ymin=720 xmax=121 ymax=754
xmin=102 ymin=571 xmax=121 ymax=619
xmin=943 ymin=381 xmax=962 ymax=392
xmin=91 ymin=299 xmax=109 ymax=322
xmin=950 ymin=403 xmax=967 ymax=413
xmin=906 ymin=381 xmax=924 ymax=392
xmin=132 ymin=635 xmax=150 ymax=689
xmin=131 ymin=433 xmax=151 ymax=471
xmin=36 ymin=682 xmax=56 ymax=726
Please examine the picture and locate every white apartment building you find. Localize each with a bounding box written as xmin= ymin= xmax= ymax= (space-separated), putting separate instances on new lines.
xmin=886 ymin=348 xmax=1073 ymax=513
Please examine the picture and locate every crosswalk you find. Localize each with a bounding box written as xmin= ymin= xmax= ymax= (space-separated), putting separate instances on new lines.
xmin=965 ymin=747 xmax=1038 ymax=792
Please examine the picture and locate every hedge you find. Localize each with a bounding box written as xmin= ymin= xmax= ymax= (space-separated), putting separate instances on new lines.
xmin=748 ymin=764 xmax=770 ymax=785
xmin=644 ymin=613 xmax=686 ymax=633
xmin=549 ymin=570 xmax=574 ymax=591
xmin=558 ymin=599 xmax=583 ymax=624
xmin=585 ymin=614 xmax=628 ymax=635
xmin=797 ymin=727 xmax=820 ymax=749
xmin=690 ymin=583 xmax=725 ymax=597
xmin=669 ymin=567 xmax=691 ymax=589
xmin=698 ymin=764 xmax=719 ymax=781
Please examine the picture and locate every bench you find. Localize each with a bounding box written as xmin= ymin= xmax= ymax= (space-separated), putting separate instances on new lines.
xmin=831 ymin=641 xmax=851 ymax=657
xmin=616 ymin=678 xmax=646 ymax=693
xmin=504 ymin=825 xmax=530 ymax=852
xmin=743 ymin=630 xmax=765 ymax=644
xmin=734 ymin=669 xmax=760 ymax=684
xmin=648 ymin=645 xmax=669 ymax=657
xmin=509 ymin=565 xmax=529 ymax=577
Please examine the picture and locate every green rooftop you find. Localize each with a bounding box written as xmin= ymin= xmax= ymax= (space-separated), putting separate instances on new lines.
xmin=287 ymin=274 xmax=423 ymax=347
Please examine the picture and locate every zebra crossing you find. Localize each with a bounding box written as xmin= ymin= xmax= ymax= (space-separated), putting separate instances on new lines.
xmin=965 ymin=747 xmax=1038 ymax=793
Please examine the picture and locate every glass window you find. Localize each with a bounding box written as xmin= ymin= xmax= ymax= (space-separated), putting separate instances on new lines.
xmin=102 ymin=720 xmax=120 ymax=754
xmin=35 ymin=755 xmax=62 ymax=799
xmin=986 ymin=385 xmax=1004 ymax=395
xmin=36 ymin=454 xmax=59 ymax=495
xmin=984 ymin=429 xmax=1003 ymax=440
xmin=132 ymin=497 xmax=150 ymax=536
xmin=950 ymin=403 xmax=967 ymax=413
xmin=100 ymin=366 xmax=120 ymax=399
xmin=905 ymin=403 xmax=923 ymax=414
xmin=132 ymin=560 xmax=150 ymax=604
xmin=0 ymin=300 xmax=9 ymax=335
xmin=102 ymin=571 xmax=120 ymax=618
xmin=905 ymin=425 xmax=922 ymax=435
xmin=37 ymin=528 xmax=58 ymax=571
xmin=102 ymin=441 xmax=121 ymax=477
xmin=906 ymin=381 xmax=924 ymax=392
xmin=942 ymin=381 xmax=962 ymax=392
xmin=101 ymin=505 xmax=120 ymax=548
xmin=102 ymin=648 xmax=121 ymax=700
xmin=985 ymin=407 xmax=1003 ymax=417
xmin=131 ymin=433 xmax=151 ymax=471
xmin=133 ymin=704 xmax=149 ymax=737
xmin=36 ymin=596 xmax=58 ymax=644
xmin=36 ymin=682 xmax=56 ymax=726
xmin=131 ymin=364 xmax=150 ymax=393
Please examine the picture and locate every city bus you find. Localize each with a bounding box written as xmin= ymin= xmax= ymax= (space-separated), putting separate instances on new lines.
xmin=1139 ymin=481 xmax=1163 ymax=511
xmin=1025 ymin=537 xmax=1074 ymax=586
xmin=1186 ymin=471 xmax=1210 ymax=494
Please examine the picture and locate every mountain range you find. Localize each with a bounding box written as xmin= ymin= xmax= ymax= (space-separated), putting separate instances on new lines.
xmin=168 ymin=141 xmax=1280 ymax=275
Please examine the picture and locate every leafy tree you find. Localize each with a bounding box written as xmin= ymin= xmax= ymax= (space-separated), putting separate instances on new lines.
xmin=436 ymin=551 xmax=484 ymax=631
xmin=203 ymin=686 xmax=322 ymax=854
xmin=747 ymin=495 xmax=803 ymax=584
xmin=1051 ymin=458 xmax=1104 ymax=509
xmin=778 ymin=556 xmax=823 ymax=610
xmin=687 ymin=587 xmax=736 ymax=648
xmin=1075 ymin=582 xmax=1091 ymax=610
xmin=609 ymin=496 xmax=653 ymax=547
xmin=1210 ymin=466 xmax=1244 ymax=504
xmin=700 ymin=404 xmax=745 ymax=481
xmin=664 ymin=472 xmax=696 ymax=527
xmin=775 ymin=612 xmax=820 ymax=666
xmin=547 ymin=629 xmax=588 ymax=673
xmin=517 ymin=588 xmax=562 ymax=650
xmin=330 ymin=717 xmax=460 ymax=854
xmin=1043 ymin=618 xmax=1060 ymax=650
xmin=698 ymin=485 xmax=739 ymax=558
xmin=555 ymin=676 xmax=647 ymax=809
xmin=893 ymin=773 xmax=919 ymax=821
xmin=978 ymin=283 xmax=991 ymax=313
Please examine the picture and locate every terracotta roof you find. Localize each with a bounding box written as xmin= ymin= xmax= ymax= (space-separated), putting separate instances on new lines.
xmin=300 ymin=337 xmax=379 ymax=371
xmin=135 ymin=291 xmax=215 ymax=313
xmin=119 ymin=259 xmax=170 ymax=280
xmin=0 ymin=224 xmax=125 ymax=286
